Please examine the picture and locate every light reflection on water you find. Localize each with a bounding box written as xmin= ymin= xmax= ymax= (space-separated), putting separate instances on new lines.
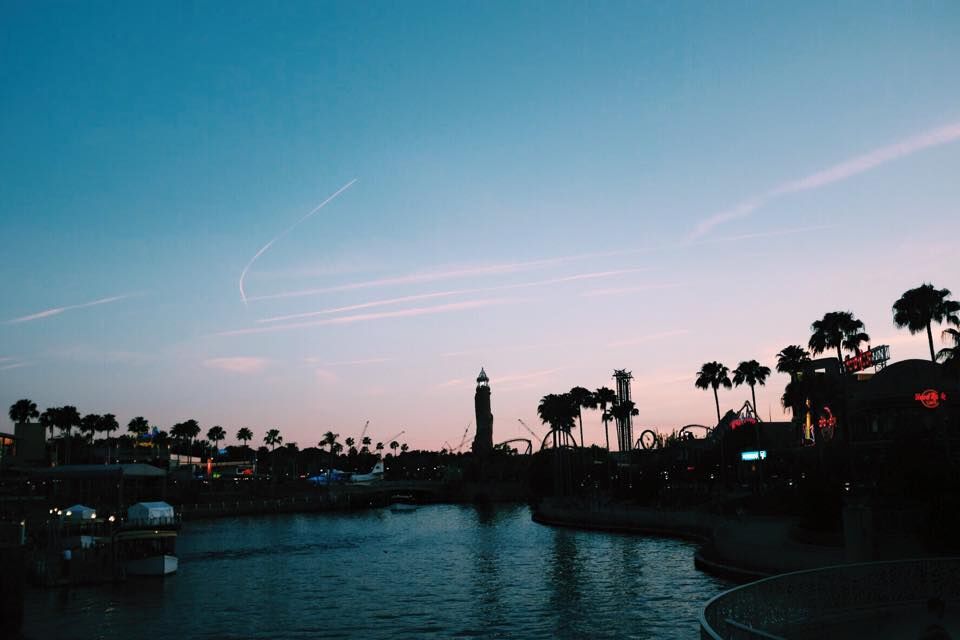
xmin=23 ymin=504 xmax=731 ymax=639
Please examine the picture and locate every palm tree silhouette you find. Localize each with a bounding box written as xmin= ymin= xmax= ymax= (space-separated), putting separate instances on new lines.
xmin=538 ymin=393 xmax=578 ymax=447
xmin=98 ymin=413 xmax=118 ymax=441
xmin=732 ymin=360 xmax=772 ymax=416
xmin=609 ymin=401 xmax=639 ymax=450
xmin=128 ymin=416 xmax=150 ymax=440
xmin=809 ymin=311 xmax=868 ymax=362
xmin=776 ymin=345 xmax=810 ymax=378
xmin=400 ymin=443 xmax=408 ymax=453
xmin=593 ymin=387 xmax=617 ymax=450
xmin=207 ymin=425 xmax=226 ymax=455
xmin=375 ymin=441 xmax=384 ymax=457
xmin=695 ymin=362 xmax=732 ymax=425
xmin=568 ymin=387 xmax=594 ymax=449
xmin=937 ymin=328 xmax=960 ymax=376
xmin=79 ymin=413 xmax=101 ymax=443
xmin=733 ymin=360 xmax=771 ymax=455
xmin=8 ymin=399 xmax=38 ymax=425
xmin=389 ymin=441 xmax=399 ymax=456
xmin=264 ymin=428 xmax=283 ymax=451
xmin=893 ymin=284 xmax=960 ymax=361
xmin=236 ymin=427 xmax=254 ymax=449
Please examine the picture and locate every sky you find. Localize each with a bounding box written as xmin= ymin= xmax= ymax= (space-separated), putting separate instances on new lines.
xmin=2 ymin=1 xmax=960 ymax=451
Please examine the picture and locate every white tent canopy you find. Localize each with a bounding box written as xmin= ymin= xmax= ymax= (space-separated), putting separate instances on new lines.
xmin=62 ymin=504 xmax=97 ymax=522
xmin=127 ymin=501 xmax=174 ymax=523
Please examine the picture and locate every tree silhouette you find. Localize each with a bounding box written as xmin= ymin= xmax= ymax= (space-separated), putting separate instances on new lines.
xmin=893 ymin=284 xmax=960 ymax=361
xmin=98 ymin=413 xmax=118 ymax=441
xmin=79 ymin=413 xmax=101 ymax=443
xmin=695 ymin=362 xmax=732 ymax=424
xmin=400 ymin=443 xmax=408 ymax=453
xmin=375 ymin=441 xmax=384 ymax=457
xmin=568 ymin=387 xmax=595 ymax=449
xmin=732 ymin=360 xmax=771 ymax=416
xmin=809 ymin=311 xmax=869 ymax=362
xmin=8 ymin=399 xmax=38 ymax=425
xmin=128 ymin=416 xmax=150 ymax=439
xmin=236 ymin=427 xmax=254 ymax=448
xmin=538 ymin=393 xmax=578 ymax=447
xmin=938 ymin=328 xmax=960 ymax=376
xmin=776 ymin=345 xmax=810 ymax=378
xmin=207 ymin=425 xmax=226 ymax=454
xmin=593 ymin=387 xmax=617 ymax=450
xmin=389 ymin=441 xmax=399 ymax=456
xmin=264 ymin=428 xmax=282 ymax=451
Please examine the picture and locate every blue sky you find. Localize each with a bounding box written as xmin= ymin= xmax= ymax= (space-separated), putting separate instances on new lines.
xmin=2 ymin=1 xmax=959 ymax=449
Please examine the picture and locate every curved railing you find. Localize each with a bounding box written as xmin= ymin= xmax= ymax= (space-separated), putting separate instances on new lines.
xmin=700 ymin=558 xmax=960 ymax=639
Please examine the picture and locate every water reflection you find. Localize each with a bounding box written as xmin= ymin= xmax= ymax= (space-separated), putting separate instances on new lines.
xmin=23 ymin=505 xmax=731 ymax=640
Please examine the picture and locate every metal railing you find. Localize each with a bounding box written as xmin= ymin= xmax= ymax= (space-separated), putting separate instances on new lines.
xmin=700 ymin=558 xmax=960 ymax=639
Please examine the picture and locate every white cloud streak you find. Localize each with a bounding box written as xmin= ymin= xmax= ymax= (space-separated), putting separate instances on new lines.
xmin=217 ymin=298 xmax=515 ymax=336
xmin=582 ymin=283 xmax=683 ymax=297
xmin=607 ymin=329 xmax=690 ymax=348
xmin=239 ymin=179 xmax=357 ymax=304
xmin=692 ymin=120 xmax=960 ymax=238
xmin=257 ymin=267 xmax=654 ymax=324
xmin=6 ymin=294 xmax=135 ymax=324
xmin=203 ymin=357 xmax=271 ymax=373
xmin=305 ymin=357 xmax=392 ymax=366
xmin=247 ymin=255 xmax=586 ymax=303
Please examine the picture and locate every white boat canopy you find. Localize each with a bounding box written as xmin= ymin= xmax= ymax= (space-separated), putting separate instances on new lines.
xmin=127 ymin=501 xmax=174 ymax=523
xmin=62 ymin=504 xmax=97 ymax=522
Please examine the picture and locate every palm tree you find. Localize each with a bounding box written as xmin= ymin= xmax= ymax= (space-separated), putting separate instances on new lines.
xmin=173 ymin=419 xmax=201 ymax=455
xmin=568 ymin=387 xmax=595 ymax=449
xmin=537 ymin=393 xmax=578 ymax=447
xmin=593 ymin=387 xmax=617 ymax=450
xmin=375 ymin=441 xmax=384 ymax=457
xmin=264 ymin=428 xmax=283 ymax=451
xmin=400 ymin=443 xmax=408 ymax=453
xmin=236 ymin=427 xmax=253 ymax=449
xmin=128 ymin=416 xmax=150 ymax=440
xmin=321 ymin=431 xmax=338 ymax=453
xmin=776 ymin=345 xmax=810 ymax=378
xmin=79 ymin=413 xmax=101 ymax=443
xmin=8 ymin=399 xmax=38 ymax=425
xmin=39 ymin=408 xmax=57 ymax=440
xmin=733 ymin=360 xmax=771 ymax=457
xmin=809 ymin=311 xmax=868 ymax=362
xmin=893 ymin=284 xmax=960 ymax=361
xmin=389 ymin=441 xmax=399 ymax=456
xmin=609 ymin=401 xmax=639 ymax=450
xmin=207 ymin=425 xmax=226 ymax=454
xmin=361 ymin=436 xmax=372 ymax=449
xmin=170 ymin=422 xmax=189 ymax=453
xmin=98 ymin=413 xmax=118 ymax=441
xmin=695 ymin=362 xmax=732 ymax=425
xmin=54 ymin=406 xmax=81 ymax=464
xmin=937 ymin=328 xmax=960 ymax=376
xmin=732 ymin=360 xmax=772 ymax=416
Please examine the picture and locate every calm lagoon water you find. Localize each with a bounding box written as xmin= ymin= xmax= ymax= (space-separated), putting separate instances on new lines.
xmin=23 ymin=504 xmax=730 ymax=639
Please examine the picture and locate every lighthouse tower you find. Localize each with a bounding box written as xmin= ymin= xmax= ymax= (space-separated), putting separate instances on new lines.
xmin=472 ymin=368 xmax=494 ymax=455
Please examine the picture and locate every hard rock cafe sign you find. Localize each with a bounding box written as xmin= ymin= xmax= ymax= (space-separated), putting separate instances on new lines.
xmin=915 ymin=389 xmax=947 ymax=409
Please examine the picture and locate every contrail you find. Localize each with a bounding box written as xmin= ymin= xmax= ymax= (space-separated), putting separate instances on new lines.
xmin=692 ymin=120 xmax=960 ymax=238
xmin=239 ymin=179 xmax=358 ymax=304
xmin=6 ymin=294 xmax=135 ymax=324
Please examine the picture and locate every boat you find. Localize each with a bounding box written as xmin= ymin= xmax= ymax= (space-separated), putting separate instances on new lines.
xmin=389 ymin=494 xmax=416 ymax=512
xmin=114 ymin=502 xmax=180 ymax=576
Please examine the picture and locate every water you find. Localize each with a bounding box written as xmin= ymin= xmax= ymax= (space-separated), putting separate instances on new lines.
xmin=23 ymin=504 xmax=731 ymax=639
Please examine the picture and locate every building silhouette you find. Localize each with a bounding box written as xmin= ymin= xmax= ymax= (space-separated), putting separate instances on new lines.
xmin=472 ymin=368 xmax=493 ymax=455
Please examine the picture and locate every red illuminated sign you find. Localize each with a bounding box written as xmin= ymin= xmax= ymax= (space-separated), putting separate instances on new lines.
xmin=843 ymin=345 xmax=890 ymax=373
xmin=730 ymin=418 xmax=757 ymax=430
xmin=915 ymin=389 xmax=947 ymax=409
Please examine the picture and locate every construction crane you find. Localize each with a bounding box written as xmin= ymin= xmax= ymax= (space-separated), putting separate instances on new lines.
xmin=359 ymin=420 xmax=370 ymax=442
xmin=517 ymin=418 xmax=541 ymax=440
xmin=454 ymin=423 xmax=472 ymax=453
xmin=441 ymin=440 xmax=454 ymax=454
xmin=386 ymin=430 xmax=405 ymax=444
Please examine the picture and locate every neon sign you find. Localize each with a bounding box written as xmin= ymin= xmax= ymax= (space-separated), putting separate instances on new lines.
xmin=843 ymin=345 xmax=891 ymax=373
xmin=915 ymin=389 xmax=947 ymax=409
xmin=741 ymin=450 xmax=767 ymax=461
xmin=730 ymin=418 xmax=757 ymax=430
